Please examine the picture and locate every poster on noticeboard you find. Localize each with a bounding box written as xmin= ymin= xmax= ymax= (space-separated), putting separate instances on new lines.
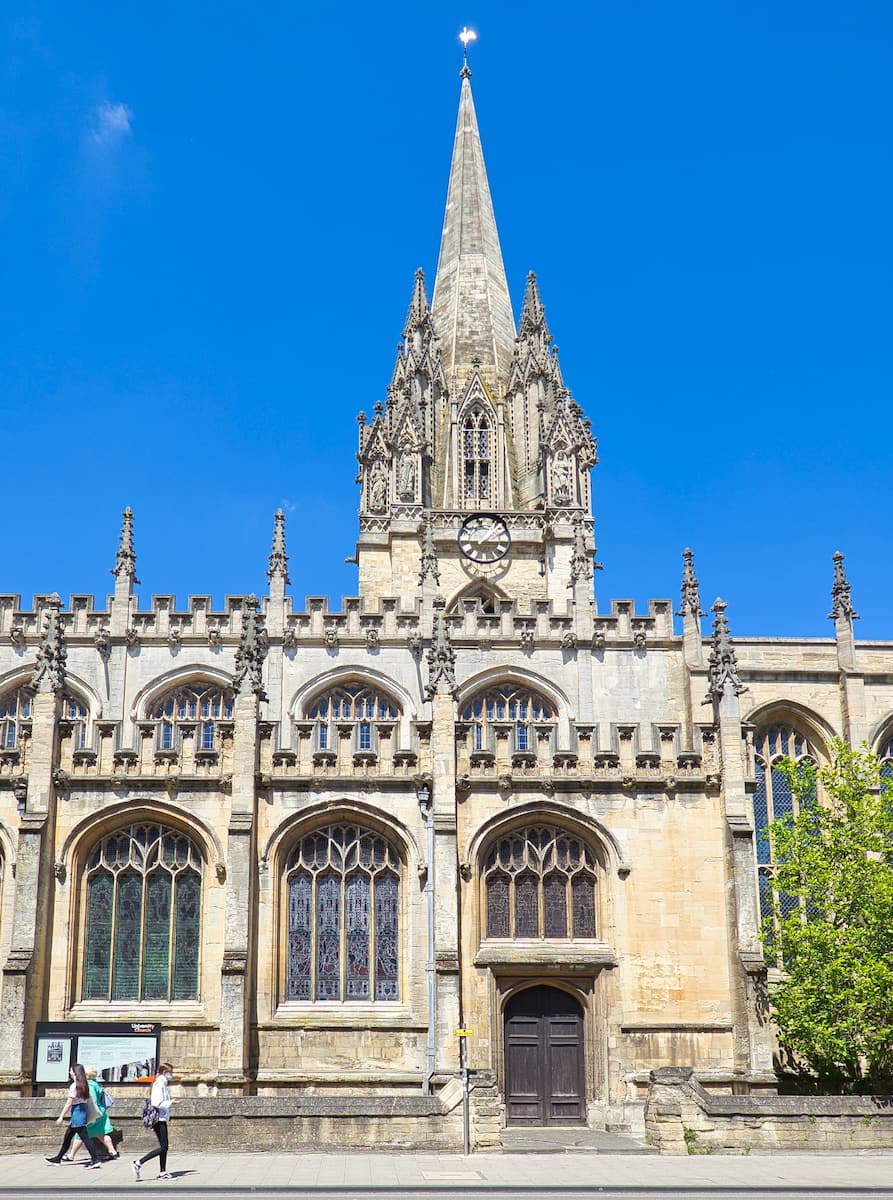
xmin=32 ymin=1022 xmax=160 ymax=1088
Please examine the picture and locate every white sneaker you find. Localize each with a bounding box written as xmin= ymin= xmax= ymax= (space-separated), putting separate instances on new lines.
xmin=131 ymin=1159 xmax=142 ymax=1180
xmin=158 ymin=1172 xmax=173 ymax=1180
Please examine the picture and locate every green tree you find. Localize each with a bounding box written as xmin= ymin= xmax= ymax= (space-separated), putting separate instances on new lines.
xmin=761 ymin=741 xmax=893 ymax=1092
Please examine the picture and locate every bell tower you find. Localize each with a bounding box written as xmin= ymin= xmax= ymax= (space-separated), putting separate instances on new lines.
xmin=355 ymin=63 xmax=598 ymax=610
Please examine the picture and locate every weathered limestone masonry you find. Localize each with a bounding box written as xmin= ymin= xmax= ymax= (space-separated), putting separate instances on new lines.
xmin=645 ymin=1067 xmax=893 ymax=1154
xmin=0 ymin=65 xmax=892 ymax=1153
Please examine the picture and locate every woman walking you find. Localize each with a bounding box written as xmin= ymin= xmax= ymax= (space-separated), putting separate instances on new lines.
xmin=132 ymin=1062 xmax=178 ymax=1181
xmin=45 ymin=1064 xmax=103 ymax=1169
xmin=69 ymin=1066 xmax=117 ymax=1162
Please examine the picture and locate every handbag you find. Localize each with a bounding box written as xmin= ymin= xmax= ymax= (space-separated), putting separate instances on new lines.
xmin=110 ymin=1128 xmax=124 ymax=1147
xmin=99 ymin=1088 xmax=115 ymax=1109
xmin=85 ymin=1095 xmax=101 ymax=1126
xmin=141 ymin=1097 xmax=162 ymax=1129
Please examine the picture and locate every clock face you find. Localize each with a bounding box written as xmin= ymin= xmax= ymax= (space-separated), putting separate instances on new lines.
xmin=458 ymin=515 xmax=511 ymax=564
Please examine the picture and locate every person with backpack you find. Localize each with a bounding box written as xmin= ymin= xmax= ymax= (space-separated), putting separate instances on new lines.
xmin=132 ymin=1063 xmax=179 ymax=1181
xmin=45 ymin=1063 xmax=104 ymax=1169
xmin=69 ymin=1066 xmax=118 ymax=1162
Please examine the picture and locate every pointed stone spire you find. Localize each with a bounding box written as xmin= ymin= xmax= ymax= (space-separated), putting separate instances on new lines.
xmin=431 ymin=69 xmax=516 ymax=388
xmin=518 ymin=272 xmax=550 ymax=346
xmin=267 ymin=510 xmax=291 ymax=585
xmin=403 ymin=268 xmax=432 ymax=340
xmin=677 ymin=548 xmax=706 ymax=620
xmin=233 ymin=595 xmax=268 ymax=698
xmin=418 ymin=514 xmax=440 ymax=587
xmin=706 ymin=598 xmax=746 ymax=701
xmin=30 ymin=594 xmax=66 ymax=695
xmin=829 ymin=551 xmax=858 ymax=621
xmin=112 ymin=507 xmax=139 ymax=583
xmin=425 ymin=596 xmax=458 ymax=699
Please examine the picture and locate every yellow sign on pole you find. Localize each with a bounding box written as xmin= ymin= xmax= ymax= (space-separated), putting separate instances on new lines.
xmin=455 ymin=1028 xmax=473 ymax=1037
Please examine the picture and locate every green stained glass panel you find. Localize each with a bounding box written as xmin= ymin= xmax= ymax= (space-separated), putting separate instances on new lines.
xmin=83 ymin=871 xmax=114 ymax=998
xmin=142 ymin=872 xmax=171 ymax=999
xmin=111 ymin=871 xmax=143 ymax=1000
xmin=172 ymin=869 xmax=201 ymax=1000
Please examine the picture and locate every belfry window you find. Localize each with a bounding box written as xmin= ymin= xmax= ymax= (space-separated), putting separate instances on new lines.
xmin=462 ymin=410 xmax=491 ymax=503
xmin=285 ymin=823 xmax=401 ymax=1002
xmin=151 ymin=683 xmax=233 ymax=752
xmin=460 ymin=684 xmax=552 ymax=754
xmin=0 ymin=688 xmax=31 ymax=750
xmin=484 ymin=826 xmax=597 ymax=939
xmin=82 ymin=824 xmax=202 ymax=1002
xmin=753 ymin=724 xmax=817 ymax=963
xmin=307 ymin=683 xmax=398 ymax=754
xmin=0 ymin=687 xmax=87 ymax=751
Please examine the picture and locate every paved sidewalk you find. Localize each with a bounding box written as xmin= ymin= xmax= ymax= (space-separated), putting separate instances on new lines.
xmin=1 ymin=1149 xmax=893 ymax=1192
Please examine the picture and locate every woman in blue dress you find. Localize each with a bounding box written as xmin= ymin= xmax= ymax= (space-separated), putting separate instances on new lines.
xmin=45 ymin=1063 xmax=103 ymax=1168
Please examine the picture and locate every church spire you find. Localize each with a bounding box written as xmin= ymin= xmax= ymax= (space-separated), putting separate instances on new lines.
xmin=431 ymin=67 xmax=516 ymax=390
xmin=267 ymin=509 xmax=290 ymax=585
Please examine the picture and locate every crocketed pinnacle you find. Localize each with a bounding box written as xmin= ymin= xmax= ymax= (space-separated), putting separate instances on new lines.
xmin=677 ymin=548 xmax=706 ymax=620
xmin=234 ymin=594 xmax=269 ymax=698
xmin=112 ymin=507 xmax=139 ymax=583
xmin=706 ymin=598 xmax=746 ymax=700
xmin=267 ymin=510 xmax=291 ymax=585
xmin=829 ymin=551 xmax=858 ymax=621
xmin=31 ymin=594 xmax=66 ymax=695
xmin=431 ymin=70 xmax=516 ymax=389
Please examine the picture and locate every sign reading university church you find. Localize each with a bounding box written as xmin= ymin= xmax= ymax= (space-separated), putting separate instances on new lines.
xmin=32 ymin=1021 xmax=160 ymax=1088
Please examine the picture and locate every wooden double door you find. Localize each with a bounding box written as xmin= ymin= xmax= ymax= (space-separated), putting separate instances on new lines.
xmin=504 ymin=984 xmax=585 ymax=1125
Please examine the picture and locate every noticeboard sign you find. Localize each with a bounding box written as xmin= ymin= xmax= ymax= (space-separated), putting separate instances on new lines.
xmin=33 ymin=1021 xmax=161 ymax=1087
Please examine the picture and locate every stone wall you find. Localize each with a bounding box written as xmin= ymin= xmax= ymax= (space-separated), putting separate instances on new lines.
xmin=645 ymin=1067 xmax=893 ymax=1154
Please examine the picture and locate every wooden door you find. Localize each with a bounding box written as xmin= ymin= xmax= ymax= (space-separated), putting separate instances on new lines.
xmin=504 ymin=985 xmax=585 ymax=1125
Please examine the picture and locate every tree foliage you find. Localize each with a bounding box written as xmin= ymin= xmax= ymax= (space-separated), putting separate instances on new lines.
xmin=761 ymin=741 xmax=893 ymax=1092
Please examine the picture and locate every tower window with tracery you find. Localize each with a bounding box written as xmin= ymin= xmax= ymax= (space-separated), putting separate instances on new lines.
xmin=82 ymin=824 xmax=202 ymax=1002
xmin=752 ymin=724 xmax=817 ymax=965
xmin=460 ymin=684 xmax=552 ymax=754
xmin=0 ymin=687 xmax=88 ymax=751
xmin=285 ymin=823 xmax=401 ymax=1002
xmin=151 ymin=684 xmax=233 ymax=752
xmin=879 ymin=736 xmax=893 ymax=784
xmin=462 ymin=410 xmax=491 ymax=504
xmin=307 ymin=684 xmax=398 ymax=754
xmin=484 ymin=826 xmax=597 ymax=939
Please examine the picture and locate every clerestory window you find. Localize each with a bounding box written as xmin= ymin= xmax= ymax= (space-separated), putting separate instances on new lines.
xmin=307 ymin=683 xmax=398 ymax=754
xmin=82 ymin=824 xmax=202 ymax=1002
xmin=0 ymin=687 xmax=87 ymax=751
xmin=462 ymin=410 xmax=491 ymax=504
xmin=460 ymin=684 xmax=552 ymax=754
xmin=753 ymin=724 xmax=817 ymax=965
xmin=151 ymin=683 xmax=233 ymax=752
xmin=285 ymin=823 xmax=401 ymax=1002
xmin=484 ymin=826 xmax=598 ymax=939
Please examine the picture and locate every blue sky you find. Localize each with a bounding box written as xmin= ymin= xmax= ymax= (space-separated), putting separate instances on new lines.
xmin=2 ymin=2 xmax=891 ymax=638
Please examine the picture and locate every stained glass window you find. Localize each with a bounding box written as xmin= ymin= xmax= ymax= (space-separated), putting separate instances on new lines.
xmin=484 ymin=826 xmax=597 ymax=939
xmin=460 ymin=685 xmax=552 ymax=755
xmin=151 ymin=683 xmax=233 ymax=752
xmin=753 ymin=724 xmax=817 ymax=966
xmin=307 ymin=684 xmax=399 ymax=755
xmin=462 ymin=410 xmax=491 ymax=503
xmin=285 ymin=824 xmax=401 ymax=1001
xmin=879 ymin=736 xmax=893 ymax=786
xmin=82 ymin=824 xmax=202 ymax=1001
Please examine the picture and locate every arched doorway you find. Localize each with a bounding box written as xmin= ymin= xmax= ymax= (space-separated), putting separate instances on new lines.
xmin=504 ymin=985 xmax=585 ymax=1125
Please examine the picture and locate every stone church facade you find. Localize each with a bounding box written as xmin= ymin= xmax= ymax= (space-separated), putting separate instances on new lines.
xmin=0 ymin=68 xmax=890 ymax=1145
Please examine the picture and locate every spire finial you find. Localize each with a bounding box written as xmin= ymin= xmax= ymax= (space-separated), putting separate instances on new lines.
xmin=267 ymin=509 xmax=291 ymax=585
xmin=112 ymin=506 xmax=140 ymax=583
xmin=829 ymin=550 xmax=859 ymax=621
xmin=706 ymin=597 xmax=746 ymax=701
xmin=459 ymin=26 xmax=477 ymax=77
xmin=677 ymin=547 xmax=706 ymax=620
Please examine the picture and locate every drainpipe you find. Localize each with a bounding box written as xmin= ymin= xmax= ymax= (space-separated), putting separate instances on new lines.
xmin=417 ymin=781 xmax=436 ymax=1095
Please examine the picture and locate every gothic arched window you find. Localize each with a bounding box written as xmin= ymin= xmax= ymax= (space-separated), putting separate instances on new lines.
xmin=285 ymin=823 xmax=401 ymax=1001
xmin=460 ymin=684 xmax=553 ymax=754
xmin=878 ymin=735 xmax=893 ymax=784
xmin=0 ymin=688 xmax=31 ymax=750
xmin=151 ymin=683 xmax=233 ymax=752
xmin=307 ymin=683 xmax=398 ymax=754
xmin=462 ymin=409 xmax=491 ymax=503
xmin=484 ymin=826 xmax=598 ymax=939
xmin=82 ymin=824 xmax=202 ymax=1002
xmin=0 ymin=687 xmax=88 ymax=750
xmin=753 ymin=724 xmax=817 ymax=963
